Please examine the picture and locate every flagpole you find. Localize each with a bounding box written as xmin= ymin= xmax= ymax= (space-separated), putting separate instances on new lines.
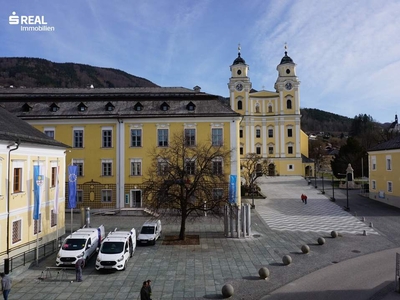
xmin=36 ymin=157 xmax=39 ymax=265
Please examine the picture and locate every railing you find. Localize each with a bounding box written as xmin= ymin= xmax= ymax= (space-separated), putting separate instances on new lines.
xmin=0 ymin=239 xmax=59 ymax=273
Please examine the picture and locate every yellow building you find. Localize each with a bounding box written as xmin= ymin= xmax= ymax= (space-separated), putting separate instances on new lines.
xmin=0 ymin=107 xmax=67 ymax=264
xmin=228 ymin=47 xmax=309 ymax=175
xmin=0 ymin=87 xmax=241 ymax=210
xmin=368 ymin=135 xmax=400 ymax=208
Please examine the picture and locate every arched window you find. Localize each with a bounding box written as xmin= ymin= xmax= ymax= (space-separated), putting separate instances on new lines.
xmin=287 ymin=99 xmax=292 ymax=109
xmin=238 ymin=100 xmax=243 ymax=110
xmin=268 ymin=105 xmax=273 ymax=113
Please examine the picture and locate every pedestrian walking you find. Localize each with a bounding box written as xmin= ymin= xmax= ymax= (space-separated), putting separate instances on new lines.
xmin=146 ymin=279 xmax=152 ymax=300
xmin=301 ymin=194 xmax=305 ymax=203
xmin=140 ymin=281 xmax=150 ymax=300
xmin=304 ymin=194 xmax=308 ymax=204
xmin=75 ymin=258 xmax=85 ymax=282
xmin=0 ymin=272 xmax=12 ymax=300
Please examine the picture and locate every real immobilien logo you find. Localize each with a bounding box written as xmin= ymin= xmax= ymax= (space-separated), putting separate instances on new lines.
xmin=9 ymin=11 xmax=55 ymax=32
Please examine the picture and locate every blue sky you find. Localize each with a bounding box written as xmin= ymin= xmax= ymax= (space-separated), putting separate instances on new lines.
xmin=1 ymin=0 xmax=399 ymax=123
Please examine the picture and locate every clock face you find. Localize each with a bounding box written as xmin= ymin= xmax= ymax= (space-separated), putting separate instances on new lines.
xmin=236 ymin=83 xmax=243 ymax=91
xmin=285 ymin=82 xmax=293 ymax=90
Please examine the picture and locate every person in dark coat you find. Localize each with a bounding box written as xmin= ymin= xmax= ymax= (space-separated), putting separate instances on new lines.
xmin=0 ymin=272 xmax=12 ymax=300
xmin=75 ymin=258 xmax=85 ymax=282
xmin=146 ymin=279 xmax=152 ymax=300
xmin=140 ymin=281 xmax=150 ymax=300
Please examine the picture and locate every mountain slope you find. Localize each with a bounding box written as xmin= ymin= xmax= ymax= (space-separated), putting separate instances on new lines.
xmin=0 ymin=57 xmax=159 ymax=88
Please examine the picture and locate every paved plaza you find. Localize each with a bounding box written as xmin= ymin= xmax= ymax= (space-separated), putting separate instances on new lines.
xmin=6 ymin=176 xmax=400 ymax=299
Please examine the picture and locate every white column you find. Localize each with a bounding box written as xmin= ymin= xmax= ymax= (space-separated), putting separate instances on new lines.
xmin=280 ymin=118 xmax=285 ymax=157
xmin=295 ymin=118 xmax=301 ymax=157
xmin=117 ymin=120 xmax=125 ymax=209
xmin=230 ymin=118 xmax=241 ymax=206
xmin=250 ymin=118 xmax=255 ymax=153
xmin=262 ymin=118 xmax=267 ymax=157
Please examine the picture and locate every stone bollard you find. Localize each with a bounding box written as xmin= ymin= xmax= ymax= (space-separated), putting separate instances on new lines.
xmin=301 ymin=245 xmax=310 ymax=254
xmin=222 ymin=284 xmax=234 ymax=298
xmin=331 ymin=231 xmax=338 ymax=238
xmin=258 ymin=267 xmax=270 ymax=280
xmin=363 ymin=230 xmax=367 ymax=236
xmin=370 ymin=222 xmax=374 ymax=228
xmin=362 ymin=217 xmax=365 ymax=222
xmin=282 ymin=255 xmax=292 ymax=265
xmin=318 ymin=237 xmax=325 ymax=245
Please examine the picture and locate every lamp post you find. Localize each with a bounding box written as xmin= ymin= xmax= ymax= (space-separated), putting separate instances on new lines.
xmin=331 ymin=175 xmax=335 ymax=201
xmin=321 ymin=172 xmax=325 ymax=194
xmin=314 ymin=161 xmax=317 ymax=189
xmin=5 ymin=141 xmax=20 ymax=274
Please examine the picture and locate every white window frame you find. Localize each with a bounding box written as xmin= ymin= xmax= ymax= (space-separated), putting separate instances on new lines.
xmin=73 ymin=127 xmax=84 ymax=148
xmin=131 ymin=128 xmax=142 ymax=147
xmin=287 ymin=164 xmax=294 ymax=171
xmin=102 ymin=127 xmax=113 ymax=148
xmin=212 ymin=128 xmax=223 ymax=146
xmin=371 ymin=180 xmax=376 ymax=190
xmin=185 ymin=158 xmax=196 ymax=175
xmin=371 ymin=156 xmax=376 ymax=171
xmin=101 ymin=189 xmax=113 ymax=202
xmin=184 ymin=128 xmax=196 ymax=146
xmin=51 ymin=209 xmax=57 ymax=227
xmin=287 ymin=126 xmax=293 ymax=137
xmin=386 ymin=155 xmax=392 ymax=171
xmin=268 ymin=127 xmax=273 ymax=138
xmin=130 ymin=159 xmax=142 ymax=176
xmin=77 ymin=189 xmax=83 ymax=203
xmin=212 ymin=157 xmax=223 ymax=175
xmin=12 ymin=219 xmax=22 ymax=245
xmin=73 ymin=159 xmax=84 ymax=177
xmin=101 ymin=159 xmax=113 ymax=176
xmin=44 ymin=127 xmax=55 ymax=139
xmin=158 ymin=128 xmax=169 ymax=147
xmin=255 ymin=126 xmax=261 ymax=138
xmin=387 ymin=181 xmax=393 ymax=193
xmin=12 ymin=160 xmax=24 ymax=194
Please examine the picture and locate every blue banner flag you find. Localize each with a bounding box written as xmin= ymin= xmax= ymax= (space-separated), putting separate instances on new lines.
xmin=33 ymin=165 xmax=44 ymax=220
xmin=68 ymin=165 xmax=78 ymax=209
xmin=228 ymin=175 xmax=237 ymax=204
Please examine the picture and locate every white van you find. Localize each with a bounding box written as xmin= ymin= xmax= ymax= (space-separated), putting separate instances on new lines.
xmin=56 ymin=225 xmax=105 ymax=267
xmin=95 ymin=228 xmax=136 ymax=271
xmin=137 ymin=220 xmax=162 ymax=245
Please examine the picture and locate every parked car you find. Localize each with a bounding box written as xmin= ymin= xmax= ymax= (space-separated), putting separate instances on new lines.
xmin=96 ymin=228 xmax=136 ymax=271
xmin=137 ymin=220 xmax=162 ymax=245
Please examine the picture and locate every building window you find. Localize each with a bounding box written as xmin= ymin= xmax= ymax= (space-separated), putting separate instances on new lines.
xmin=34 ymin=214 xmax=42 ymax=234
xmin=287 ymin=128 xmax=293 ymax=137
xmin=240 ymin=147 xmax=243 ymax=155
xmin=256 ymin=128 xmax=261 ymax=138
xmin=158 ymin=129 xmax=169 ymax=147
xmin=131 ymin=129 xmax=142 ymax=147
xmin=13 ymin=167 xmax=22 ymax=193
xmin=372 ymin=180 xmax=376 ymax=190
xmin=255 ymin=104 xmax=260 ymax=113
xmin=268 ymin=128 xmax=273 ymax=138
xmin=51 ymin=210 xmax=57 ymax=227
xmin=239 ymin=129 xmax=243 ymax=138
xmin=44 ymin=130 xmax=55 ymax=139
xmin=101 ymin=190 xmax=112 ymax=202
xmin=73 ymin=129 xmax=84 ymax=148
xmin=12 ymin=219 xmax=22 ymax=244
xmin=157 ymin=160 xmax=169 ymax=175
xmin=256 ymin=146 xmax=261 ymax=155
xmin=185 ymin=128 xmax=196 ymax=146
xmin=288 ymin=146 xmax=293 ymax=154
xmin=287 ymin=99 xmax=292 ymax=109
xmin=102 ymin=129 xmax=112 ymax=148
xmin=237 ymin=100 xmax=242 ymax=110
xmin=268 ymin=105 xmax=273 ymax=113
xmin=213 ymin=188 xmax=223 ymax=200
xmin=269 ymin=146 xmax=274 ymax=155
xmin=212 ymin=128 xmax=223 ymax=146
xmin=131 ymin=159 xmax=142 ymax=176
xmin=73 ymin=160 xmax=84 ymax=177
xmin=288 ymin=164 xmax=294 ymax=170
xmin=51 ymin=166 xmax=57 ymax=187
xmin=388 ymin=181 xmax=393 ymax=193
xmin=212 ymin=158 xmax=223 ymax=175
xmin=102 ymin=161 xmax=112 ymax=176
xmin=386 ymin=156 xmax=392 ymax=170
xmin=186 ymin=159 xmax=196 ymax=175
xmin=371 ymin=156 xmax=376 ymax=170
xmin=77 ymin=190 xmax=83 ymax=203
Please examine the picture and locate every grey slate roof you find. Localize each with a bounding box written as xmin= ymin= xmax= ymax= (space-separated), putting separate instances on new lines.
xmin=0 ymin=106 xmax=68 ymax=148
xmin=0 ymin=87 xmax=240 ymax=120
xmin=368 ymin=135 xmax=400 ymax=151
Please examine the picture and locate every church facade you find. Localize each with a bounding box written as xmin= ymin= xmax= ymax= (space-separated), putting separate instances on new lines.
xmin=228 ymin=47 xmax=309 ymax=176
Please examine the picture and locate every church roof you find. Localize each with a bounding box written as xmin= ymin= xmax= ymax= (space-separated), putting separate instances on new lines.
xmin=368 ymin=135 xmax=400 ymax=151
xmin=233 ymin=53 xmax=246 ymax=65
xmin=280 ymin=51 xmax=294 ymax=64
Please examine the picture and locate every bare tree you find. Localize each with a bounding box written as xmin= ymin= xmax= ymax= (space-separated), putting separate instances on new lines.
xmin=143 ymin=133 xmax=233 ymax=240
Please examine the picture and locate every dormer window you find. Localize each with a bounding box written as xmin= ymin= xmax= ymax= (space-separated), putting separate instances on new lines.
xmin=22 ymin=103 xmax=32 ymax=112
xmin=50 ymin=103 xmax=59 ymax=112
xmin=160 ymin=102 xmax=170 ymax=111
xmin=78 ymin=102 xmax=87 ymax=112
xmin=186 ymin=101 xmax=196 ymax=111
xmin=134 ymin=102 xmax=143 ymax=111
xmin=105 ymin=102 xmax=115 ymax=111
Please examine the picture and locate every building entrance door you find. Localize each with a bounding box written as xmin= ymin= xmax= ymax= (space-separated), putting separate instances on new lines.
xmin=130 ymin=190 xmax=142 ymax=208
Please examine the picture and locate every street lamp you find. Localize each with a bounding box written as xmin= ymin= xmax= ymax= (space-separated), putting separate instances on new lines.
xmin=321 ymin=172 xmax=325 ymax=194
xmin=314 ymin=161 xmax=317 ymax=189
xmin=331 ymin=175 xmax=335 ymax=201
